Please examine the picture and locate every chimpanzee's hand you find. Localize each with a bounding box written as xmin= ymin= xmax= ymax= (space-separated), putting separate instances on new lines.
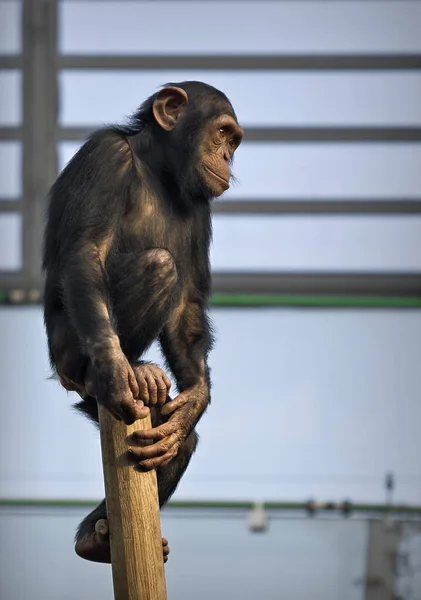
xmin=92 ymin=352 xmax=150 ymax=424
xmin=127 ymin=387 xmax=207 ymax=470
xmin=131 ymin=363 xmax=171 ymax=406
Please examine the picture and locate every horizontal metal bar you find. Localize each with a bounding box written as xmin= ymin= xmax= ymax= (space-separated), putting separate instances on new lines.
xmin=0 ymin=290 xmax=419 ymax=308
xmin=60 ymin=0 xmax=421 ymax=2
xmin=0 ymin=56 xmax=22 ymax=69
xmin=58 ymin=54 xmax=421 ymax=71
xmin=213 ymin=199 xmax=421 ymax=215
xmin=47 ymin=0 xmax=421 ymax=2
xmin=0 ymin=274 xmax=27 ymax=290
xmin=0 ymin=499 xmax=420 ymax=515
xmin=2 ymin=274 xmax=419 ymax=305
xmin=3 ymin=198 xmax=418 ymax=218
xmin=58 ymin=126 xmax=421 ymax=143
xmin=0 ymin=199 xmax=23 ymax=211
xmin=211 ymin=294 xmax=421 ymax=308
xmin=246 ymin=127 xmax=421 ymax=142
xmin=0 ymin=127 xmax=22 ymax=140
xmin=211 ymin=273 xmax=421 ymax=297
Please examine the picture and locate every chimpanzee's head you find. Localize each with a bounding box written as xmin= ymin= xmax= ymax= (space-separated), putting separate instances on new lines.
xmin=149 ymin=81 xmax=243 ymax=200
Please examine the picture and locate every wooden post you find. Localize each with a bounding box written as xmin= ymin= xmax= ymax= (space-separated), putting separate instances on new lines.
xmin=98 ymin=404 xmax=167 ymax=600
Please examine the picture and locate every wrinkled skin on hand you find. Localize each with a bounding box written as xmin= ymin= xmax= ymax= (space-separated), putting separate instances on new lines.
xmin=132 ymin=363 xmax=172 ymax=406
xmin=88 ymin=349 xmax=149 ymax=424
xmin=128 ymin=381 xmax=208 ymax=470
xmin=86 ymin=347 xmax=205 ymax=470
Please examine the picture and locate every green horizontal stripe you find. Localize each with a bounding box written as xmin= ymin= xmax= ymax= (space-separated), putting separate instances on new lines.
xmin=210 ymin=294 xmax=421 ymax=308
xmin=0 ymin=291 xmax=420 ymax=308
xmin=1 ymin=499 xmax=420 ymax=514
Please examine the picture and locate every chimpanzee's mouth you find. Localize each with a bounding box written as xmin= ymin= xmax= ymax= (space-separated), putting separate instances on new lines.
xmin=205 ymin=166 xmax=229 ymax=186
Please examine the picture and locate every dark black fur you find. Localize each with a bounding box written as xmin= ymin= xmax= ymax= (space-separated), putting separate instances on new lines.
xmin=43 ymin=82 xmax=238 ymax=550
xmin=43 ymin=81 xmax=232 ymax=390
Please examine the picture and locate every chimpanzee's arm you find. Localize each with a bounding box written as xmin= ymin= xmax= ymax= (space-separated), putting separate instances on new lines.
xmin=130 ymin=300 xmax=213 ymax=470
xmin=47 ymin=132 xmax=143 ymax=421
xmin=61 ymin=240 xmax=118 ymax=354
xmin=160 ymin=299 xmax=213 ymax=405
xmin=50 ymin=134 xmax=123 ymax=348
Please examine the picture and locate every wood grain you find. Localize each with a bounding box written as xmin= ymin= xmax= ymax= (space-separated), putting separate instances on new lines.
xmin=98 ymin=404 xmax=167 ymax=600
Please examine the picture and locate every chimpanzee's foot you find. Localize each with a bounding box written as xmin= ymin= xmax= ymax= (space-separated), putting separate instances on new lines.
xmin=162 ymin=537 xmax=170 ymax=563
xmin=75 ymin=519 xmax=170 ymax=563
xmin=75 ymin=519 xmax=111 ymax=563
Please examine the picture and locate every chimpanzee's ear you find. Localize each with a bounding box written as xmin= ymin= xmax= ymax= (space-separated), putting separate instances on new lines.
xmin=152 ymin=87 xmax=189 ymax=131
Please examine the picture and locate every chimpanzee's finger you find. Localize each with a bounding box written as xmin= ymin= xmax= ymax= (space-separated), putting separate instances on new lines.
xmin=145 ymin=373 xmax=158 ymax=405
xmin=131 ymin=422 xmax=177 ymax=441
xmin=135 ymin=400 xmax=150 ymax=419
xmin=128 ymin=433 xmax=178 ymax=461
xmin=95 ymin=519 xmax=109 ymax=543
xmin=160 ymin=393 xmax=189 ymax=416
xmin=162 ymin=537 xmax=170 ymax=561
xmin=119 ymin=397 xmax=149 ymax=424
xmin=160 ymin=454 xmax=175 ymax=468
xmin=127 ymin=368 xmax=140 ymax=399
xmin=155 ymin=377 xmax=168 ymax=405
xmin=162 ymin=373 xmax=172 ymax=390
xmin=136 ymin=449 xmax=178 ymax=471
xmin=127 ymin=443 xmax=167 ymax=461
xmin=136 ymin=377 xmax=149 ymax=402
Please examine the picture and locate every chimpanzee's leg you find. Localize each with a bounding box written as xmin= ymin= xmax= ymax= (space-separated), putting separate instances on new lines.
xmin=75 ymin=499 xmax=170 ymax=563
xmin=154 ymin=417 xmax=199 ymax=508
xmin=48 ymin=248 xmax=179 ymax=391
xmin=108 ymin=248 xmax=180 ymax=361
xmin=74 ymin=500 xmax=109 ymax=563
xmin=74 ymin=407 xmax=198 ymax=563
xmin=73 ymin=247 xmax=179 ymax=410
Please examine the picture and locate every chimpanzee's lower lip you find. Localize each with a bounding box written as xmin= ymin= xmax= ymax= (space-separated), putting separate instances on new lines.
xmin=205 ymin=166 xmax=229 ymax=186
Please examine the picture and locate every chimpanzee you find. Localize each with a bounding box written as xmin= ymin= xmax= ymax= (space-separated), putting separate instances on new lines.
xmin=43 ymin=81 xmax=243 ymax=563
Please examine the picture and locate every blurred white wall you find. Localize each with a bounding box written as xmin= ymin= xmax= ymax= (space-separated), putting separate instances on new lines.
xmin=0 ymin=505 xmax=368 ymax=600
xmin=0 ymin=306 xmax=420 ymax=504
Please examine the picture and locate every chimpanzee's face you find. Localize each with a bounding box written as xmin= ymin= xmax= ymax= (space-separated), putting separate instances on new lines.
xmin=198 ymin=114 xmax=243 ymax=197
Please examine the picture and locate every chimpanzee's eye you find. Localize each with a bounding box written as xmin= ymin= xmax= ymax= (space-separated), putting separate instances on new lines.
xmin=219 ymin=127 xmax=226 ymax=137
